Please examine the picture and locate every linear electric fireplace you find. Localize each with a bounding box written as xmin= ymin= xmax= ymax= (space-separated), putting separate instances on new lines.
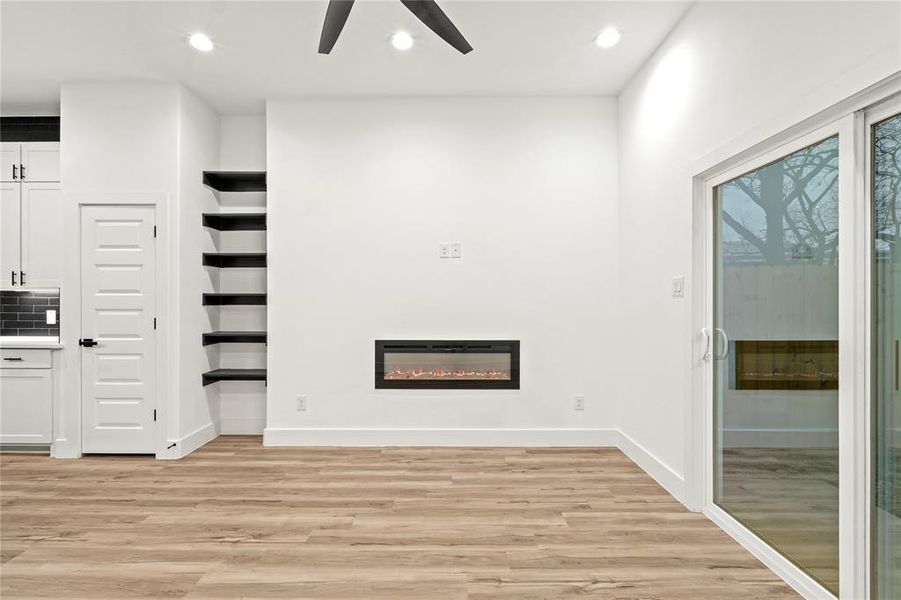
xmin=375 ymin=340 xmax=520 ymax=389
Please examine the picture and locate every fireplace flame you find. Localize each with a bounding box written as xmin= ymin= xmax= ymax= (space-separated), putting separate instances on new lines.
xmin=384 ymin=368 xmax=511 ymax=381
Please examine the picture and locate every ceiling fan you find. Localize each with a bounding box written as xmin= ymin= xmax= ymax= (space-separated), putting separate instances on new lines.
xmin=318 ymin=0 xmax=473 ymax=55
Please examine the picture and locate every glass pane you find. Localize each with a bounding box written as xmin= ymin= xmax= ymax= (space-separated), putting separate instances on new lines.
xmin=384 ymin=352 xmax=511 ymax=381
xmin=874 ymin=112 xmax=901 ymax=600
xmin=714 ymin=135 xmax=840 ymax=594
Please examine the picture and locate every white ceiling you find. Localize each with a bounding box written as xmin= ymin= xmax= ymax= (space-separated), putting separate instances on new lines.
xmin=0 ymin=0 xmax=690 ymax=115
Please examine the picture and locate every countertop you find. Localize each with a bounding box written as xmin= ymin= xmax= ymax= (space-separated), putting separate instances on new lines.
xmin=0 ymin=337 xmax=64 ymax=349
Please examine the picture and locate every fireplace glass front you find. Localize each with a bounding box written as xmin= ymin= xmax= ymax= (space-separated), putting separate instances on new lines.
xmin=375 ymin=341 xmax=520 ymax=389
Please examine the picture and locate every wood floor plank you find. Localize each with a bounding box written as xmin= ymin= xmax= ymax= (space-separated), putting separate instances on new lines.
xmin=1 ymin=437 xmax=799 ymax=599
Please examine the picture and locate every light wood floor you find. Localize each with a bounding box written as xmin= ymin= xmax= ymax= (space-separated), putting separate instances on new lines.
xmin=1 ymin=436 xmax=799 ymax=599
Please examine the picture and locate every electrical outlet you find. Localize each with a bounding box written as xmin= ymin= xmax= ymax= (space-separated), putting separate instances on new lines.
xmin=46 ymin=309 xmax=57 ymax=325
xmin=574 ymin=395 xmax=585 ymax=411
xmin=296 ymin=395 xmax=307 ymax=411
xmin=449 ymin=243 xmax=461 ymax=258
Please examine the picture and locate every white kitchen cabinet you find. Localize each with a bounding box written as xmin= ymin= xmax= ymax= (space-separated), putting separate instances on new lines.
xmin=1 ymin=182 xmax=21 ymax=287
xmin=0 ymin=142 xmax=59 ymax=183
xmin=21 ymin=143 xmax=60 ymax=182
xmin=0 ymin=349 xmax=54 ymax=446
xmin=0 ymin=362 xmax=53 ymax=445
xmin=0 ymin=143 xmax=19 ymax=182
xmin=21 ymin=183 xmax=63 ymax=288
xmin=0 ymin=144 xmax=62 ymax=290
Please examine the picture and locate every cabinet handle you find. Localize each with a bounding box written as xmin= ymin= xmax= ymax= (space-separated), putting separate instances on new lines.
xmin=11 ymin=164 xmax=16 ymax=180
xmin=19 ymin=164 xmax=25 ymax=179
xmin=3 ymin=357 xmax=23 ymax=361
xmin=20 ymin=271 xmax=25 ymax=286
xmin=10 ymin=270 xmax=16 ymax=286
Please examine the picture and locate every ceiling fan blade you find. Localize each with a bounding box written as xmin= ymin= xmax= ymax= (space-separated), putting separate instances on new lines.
xmin=400 ymin=0 xmax=473 ymax=54
xmin=318 ymin=0 xmax=355 ymax=54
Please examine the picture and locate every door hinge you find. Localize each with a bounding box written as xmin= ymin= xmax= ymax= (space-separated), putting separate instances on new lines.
xmin=153 ymin=225 xmax=157 ymax=238
xmin=153 ymin=409 xmax=157 ymax=422
xmin=153 ymin=317 xmax=157 ymax=330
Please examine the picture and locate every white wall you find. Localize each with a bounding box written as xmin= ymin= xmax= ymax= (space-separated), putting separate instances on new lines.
xmin=220 ymin=115 xmax=266 ymax=172
xmin=58 ymin=82 xmax=222 ymax=457
xmin=58 ymin=82 xmax=179 ymax=457
xmin=616 ymin=0 xmax=901 ymax=496
xmin=176 ymin=86 xmax=221 ymax=444
xmin=265 ymin=97 xmax=618 ymax=444
xmin=216 ymin=114 xmax=268 ymax=434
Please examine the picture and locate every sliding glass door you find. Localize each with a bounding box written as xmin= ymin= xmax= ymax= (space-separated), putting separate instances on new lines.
xmin=873 ymin=109 xmax=901 ymax=600
xmin=713 ymin=135 xmax=841 ymax=594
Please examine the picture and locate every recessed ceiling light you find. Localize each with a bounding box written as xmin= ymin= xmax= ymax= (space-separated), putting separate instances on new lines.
xmin=390 ymin=31 xmax=414 ymax=51
xmin=594 ymin=27 xmax=622 ymax=49
xmin=188 ymin=32 xmax=214 ymax=52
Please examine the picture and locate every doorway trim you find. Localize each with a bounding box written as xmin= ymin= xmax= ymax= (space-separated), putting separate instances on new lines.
xmin=687 ymin=76 xmax=901 ymax=600
xmin=57 ymin=191 xmax=173 ymax=459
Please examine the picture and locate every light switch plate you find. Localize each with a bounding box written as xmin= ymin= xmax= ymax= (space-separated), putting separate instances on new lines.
xmin=671 ymin=276 xmax=685 ymax=298
xmin=46 ymin=309 xmax=57 ymax=325
xmin=440 ymin=243 xmax=461 ymax=259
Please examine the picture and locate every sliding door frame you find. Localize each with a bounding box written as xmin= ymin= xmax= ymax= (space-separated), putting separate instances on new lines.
xmin=688 ymin=77 xmax=901 ymax=600
xmin=865 ymin=96 xmax=901 ymax=600
xmin=700 ymin=117 xmax=857 ymax=600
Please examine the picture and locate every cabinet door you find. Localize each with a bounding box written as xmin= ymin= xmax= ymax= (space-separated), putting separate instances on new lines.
xmin=0 ymin=183 xmax=21 ymax=289
xmin=21 ymin=183 xmax=62 ymax=288
xmin=0 ymin=369 xmax=52 ymax=444
xmin=0 ymin=143 xmax=20 ymax=183
xmin=20 ymin=143 xmax=60 ymax=182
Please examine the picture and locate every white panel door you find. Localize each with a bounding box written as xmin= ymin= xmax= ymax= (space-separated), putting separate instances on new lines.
xmin=0 ymin=369 xmax=52 ymax=444
xmin=0 ymin=183 xmax=21 ymax=289
xmin=81 ymin=205 xmax=156 ymax=454
xmin=0 ymin=143 xmax=20 ymax=182
xmin=20 ymin=183 xmax=63 ymax=288
xmin=20 ymin=143 xmax=60 ymax=182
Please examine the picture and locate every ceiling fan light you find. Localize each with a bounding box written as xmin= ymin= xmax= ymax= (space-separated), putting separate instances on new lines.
xmin=391 ymin=31 xmax=414 ymax=51
xmin=594 ymin=27 xmax=621 ymax=49
xmin=188 ymin=32 xmax=214 ymax=52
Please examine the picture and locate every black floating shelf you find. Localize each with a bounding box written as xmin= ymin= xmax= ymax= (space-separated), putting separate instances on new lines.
xmin=203 ymin=253 xmax=267 ymax=268
xmin=202 ymin=171 xmax=267 ymax=192
xmin=203 ymin=331 xmax=267 ymax=346
xmin=202 ymin=368 xmax=267 ymax=386
xmin=203 ymin=213 xmax=267 ymax=231
xmin=202 ymin=293 xmax=267 ymax=306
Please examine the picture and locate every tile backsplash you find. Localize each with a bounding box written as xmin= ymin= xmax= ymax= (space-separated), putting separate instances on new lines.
xmin=0 ymin=290 xmax=60 ymax=337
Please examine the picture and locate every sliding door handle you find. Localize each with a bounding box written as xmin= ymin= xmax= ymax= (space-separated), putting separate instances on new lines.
xmin=714 ymin=328 xmax=730 ymax=360
xmin=895 ymin=340 xmax=901 ymax=392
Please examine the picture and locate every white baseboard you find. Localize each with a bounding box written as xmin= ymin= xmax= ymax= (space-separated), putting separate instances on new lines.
xmin=722 ymin=428 xmax=838 ymax=448
xmin=263 ymin=427 xmax=619 ymax=447
xmin=616 ymin=430 xmax=685 ymax=503
xmin=220 ymin=417 xmax=266 ymax=435
xmin=159 ymin=422 xmax=218 ymax=459
xmin=51 ymin=437 xmax=79 ymax=459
